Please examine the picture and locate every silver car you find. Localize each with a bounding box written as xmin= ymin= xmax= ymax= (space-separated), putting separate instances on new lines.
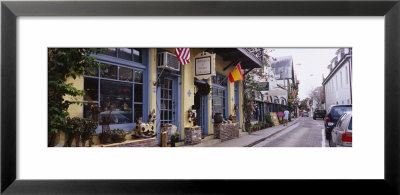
xmin=329 ymin=112 xmax=352 ymax=147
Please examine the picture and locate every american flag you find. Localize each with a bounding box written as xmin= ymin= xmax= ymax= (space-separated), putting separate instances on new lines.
xmin=175 ymin=48 xmax=190 ymax=65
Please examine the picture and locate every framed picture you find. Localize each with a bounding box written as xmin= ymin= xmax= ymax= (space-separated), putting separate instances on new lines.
xmin=2 ymin=0 xmax=399 ymax=194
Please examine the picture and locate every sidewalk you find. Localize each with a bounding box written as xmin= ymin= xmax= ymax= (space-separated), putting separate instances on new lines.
xmin=186 ymin=117 xmax=301 ymax=147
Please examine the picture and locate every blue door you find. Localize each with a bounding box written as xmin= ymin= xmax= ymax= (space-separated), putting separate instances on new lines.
xmin=156 ymin=76 xmax=180 ymax=142
xmin=194 ymin=81 xmax=209 ymax=136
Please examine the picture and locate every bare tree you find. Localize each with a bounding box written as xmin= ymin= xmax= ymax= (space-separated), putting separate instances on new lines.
xmin=309 ymin=86 xmax=325 ymax=109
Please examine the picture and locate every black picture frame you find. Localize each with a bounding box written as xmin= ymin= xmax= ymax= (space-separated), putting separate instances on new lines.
xmin=1 ymin=0 xmax=399 ymax=194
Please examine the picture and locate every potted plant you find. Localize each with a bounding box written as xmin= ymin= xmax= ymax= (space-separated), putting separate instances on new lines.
xmin=99 ymin=114 xmax=114 ymax=144
xmin=81 ymin=119 xmax=98 ymax=147
xmin=265 ymin=114 xmax=274 ymax=128
xmin=111 ymin=129 xmax=127 ymax=143
xmin=64 ymin=117 xmax=84 ymax=147
xmin=259 ymin=122 xmax=265 ymax=130
xmin=253 ymin=124 xmax=258 ymax=131
xmin=170 ymin=132 xmax=180 ymax=147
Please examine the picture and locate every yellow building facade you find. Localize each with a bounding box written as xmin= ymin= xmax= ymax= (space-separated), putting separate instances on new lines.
xmin=59 ymin=48 xmax=262 ymax=146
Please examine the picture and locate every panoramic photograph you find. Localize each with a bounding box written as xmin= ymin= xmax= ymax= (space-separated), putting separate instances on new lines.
xmin=48 ymin=48 xmax=352 ymax=147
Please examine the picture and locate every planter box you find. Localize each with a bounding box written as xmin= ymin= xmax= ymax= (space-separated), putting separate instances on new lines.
xmin=214 ymin=123 xmax=239 ymax=142
xmin=184 ymin=126 xmax=202 ymax=145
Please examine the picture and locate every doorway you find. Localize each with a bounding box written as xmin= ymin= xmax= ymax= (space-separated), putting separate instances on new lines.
xmin=156 ymin=75 xmax=181 ymax=142
xmin=194 ymin=80 xmax=209 ymax=136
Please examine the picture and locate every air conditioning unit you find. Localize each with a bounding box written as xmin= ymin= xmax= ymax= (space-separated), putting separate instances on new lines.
xmin=157 ymin=52 xmax=180 ymax=71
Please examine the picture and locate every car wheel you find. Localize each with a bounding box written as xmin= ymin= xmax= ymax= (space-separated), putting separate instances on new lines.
xmin=325 ymin=130 xmax=330 ymax=140
xmin=313 ymin=117 xmax=316 ymax=120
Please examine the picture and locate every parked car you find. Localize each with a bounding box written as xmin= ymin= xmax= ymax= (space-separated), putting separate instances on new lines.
xmin=324 ymin=104 xmax=352 ymax=140
xmin=313 ymin=109 xmax=326 ymax=120
xmin=329 ymin=112 xmax=352 ymax=147
xmin=302 ymin=112 xmax=309 ymax=117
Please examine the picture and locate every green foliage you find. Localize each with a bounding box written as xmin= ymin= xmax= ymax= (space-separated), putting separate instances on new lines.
xmin=265 ymin=114 xmax=274 ymax=127
xmin=243 ymin=72 xmax=262 ymax=133
xmin=170 ymin=132 xmax=180 ymax=142
xmin=81 ymin=119 xmax=98 ymax=146
xmin=299 ymin=98 xmax=311 ymax=112
xmin=48 ymin=48 xmax=104 ymax=146
xmin=110 ymin=129 xmax=127 ymax=143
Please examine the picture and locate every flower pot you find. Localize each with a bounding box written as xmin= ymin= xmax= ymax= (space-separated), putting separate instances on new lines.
xmin=214 ymin=113 xmax=223 ymax=123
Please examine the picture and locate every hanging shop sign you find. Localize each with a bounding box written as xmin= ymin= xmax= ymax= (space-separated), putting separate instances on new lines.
xmin=194 ymin=52 xmax=216 ymax=80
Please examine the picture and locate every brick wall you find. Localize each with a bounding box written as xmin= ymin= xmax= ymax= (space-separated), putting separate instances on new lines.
xmin=184 ymin=126 xmax=202 ymax=145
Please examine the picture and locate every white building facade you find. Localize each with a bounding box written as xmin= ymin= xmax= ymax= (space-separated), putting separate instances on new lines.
xmin=322 ymin=48 xmax=352 ymax=109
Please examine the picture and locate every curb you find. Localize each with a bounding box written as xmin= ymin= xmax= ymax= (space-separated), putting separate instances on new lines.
xmin=244 ymin=118 xmax=301 ymax=147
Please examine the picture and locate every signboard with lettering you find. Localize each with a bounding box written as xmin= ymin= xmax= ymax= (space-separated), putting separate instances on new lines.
xmin=194 ymin=52 xmax=216 ymax=80
xmin=195 ymin=57 xmax=211 ymax=75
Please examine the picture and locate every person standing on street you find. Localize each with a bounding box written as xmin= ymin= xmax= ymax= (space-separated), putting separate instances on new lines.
xmin=283 ymin=109 xmax=290 ymax=126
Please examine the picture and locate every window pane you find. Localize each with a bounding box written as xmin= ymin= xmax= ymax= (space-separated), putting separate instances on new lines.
xmin=134 ymin=71 xmax=143 ymax=83
xmin=83 ymin=103 xmax=100 ymax=122
xmin=84 ymin=77 xmax=98 ymax=101
xmin=119 ymin=67 xmax=133 ymax=81
xmin=134 ymin=104 xmax=143 ymax=123
xmin=118 ymin=48 xmax=132 ymax=61
xmin=101 ymin=64 xmax=118 ymax=79
xmin=105 ymin=48 xmax=117 ymax=57
xmin=134 ymin=84 xmax=143 ymax=102
xmin=100 ymin=80 xmax=132 ymax=124
xmin=132 ymin=49 xmax=143 ymax=63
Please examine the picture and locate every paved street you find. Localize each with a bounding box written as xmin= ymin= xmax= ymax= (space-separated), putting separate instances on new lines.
xmin=253 ymin=117 xmax=328 ymax=147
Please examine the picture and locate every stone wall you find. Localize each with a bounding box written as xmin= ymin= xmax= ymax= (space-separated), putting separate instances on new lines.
xmin=184 ymin=126 xmax=202 ymax=145
xmin=214 ymin=123 xmax=239 ymax=142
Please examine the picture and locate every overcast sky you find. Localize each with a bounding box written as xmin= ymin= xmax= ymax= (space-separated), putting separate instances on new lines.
xmin=265 ymin=48 xmax=339 ymax=100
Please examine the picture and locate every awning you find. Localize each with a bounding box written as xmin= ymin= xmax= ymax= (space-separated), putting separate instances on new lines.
xmin=206 ymin=48 xmax=263 ymax=69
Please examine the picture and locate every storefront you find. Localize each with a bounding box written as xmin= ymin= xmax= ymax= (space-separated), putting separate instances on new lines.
xmin=61 ymin=48 xmax=263 ymax=146
xmin=67 ymin=48 xmax=151 ymax=132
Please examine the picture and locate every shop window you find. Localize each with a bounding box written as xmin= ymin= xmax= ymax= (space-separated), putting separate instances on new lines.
xmin=212 ymin=74 xmax=227 ymax=120
xmin=100 ymin=80 xmax=133 ymax=124
xmin=83 ymin=103 xmax=100 ymax=122
xmin=119 ymin=67 xmax=133 ymax=81
xmin=105 ymin=48 xmax=117 ymax=57
xmin=101 ymin=64 xmax=118 ymax=79
xmin=103 ymin=48 xmax=142 ymax=63
xmin=84 ymin=63 xmax=144 ymax=126
xmin=212 ymin=87 xmax=226 ymax=119
xmin=84 ymin=77 xmax=98 ymax=102
xmin=119 ymin=48 xmax=133 ymax=61
xmin=132 ymin=49 xmax=143 ymax=63
xmin=134 ymin=84 xmax=143 ymax=102
xmin=212 ymin=74 xmax=227 ymax=86
xmin=134 ymin=70 xmax=143 ymax=83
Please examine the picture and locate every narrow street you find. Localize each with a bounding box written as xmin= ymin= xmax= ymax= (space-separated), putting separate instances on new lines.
xmin=253 ymin=117 xmax=328 ymax=147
